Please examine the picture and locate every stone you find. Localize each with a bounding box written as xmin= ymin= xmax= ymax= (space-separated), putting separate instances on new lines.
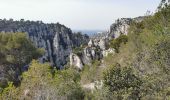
xmin=110 ymin=18 xmax=132 ymax=39
xmin=88 ymin=39 xmax=94 ymax=47
xmin=109 ymin=17 xmax=144 ymax=39
xmin=103 ymin=48 xmax=115 ymax=57
xmin=82 ymin=47 xmax=93 ymax=65
xmin=70 ymin=53 xmax=83 ymax=70
xmin=98 ymin=39 xmax=106 ymax=50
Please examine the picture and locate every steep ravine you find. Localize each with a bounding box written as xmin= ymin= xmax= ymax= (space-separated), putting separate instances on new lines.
xmin=70 ymin=17 xmax=144 ymax=70
xmin=70 ymin=17 xmax=145 ymax=91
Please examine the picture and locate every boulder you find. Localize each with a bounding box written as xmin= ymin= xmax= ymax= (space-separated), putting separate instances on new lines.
xmin=103 ymin=48 xmax=115 ymax=57
xmin=98 ymin=39 xmax=106 ymax=50
xmin=88 ymin=39 xmax=94 ymax=47
xmin=70 ymin=53 xmax=83 ymax=70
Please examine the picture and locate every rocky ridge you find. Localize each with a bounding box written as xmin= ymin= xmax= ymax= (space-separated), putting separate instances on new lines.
xmin=70 ymin=33 xmax=115 ymax=69
xmin=0 ymin=19 xmax=89 ymax=68
xmin=70 ymin=17 xmax=144 ymax=69
xmin=109 ymin=16 xmax=144 ymax=39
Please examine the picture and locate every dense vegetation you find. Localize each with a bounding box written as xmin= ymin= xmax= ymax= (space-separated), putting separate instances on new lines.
xmin=80 ymin=3 xmax=170 ymax=99
xmin=100 ymin=4 xmax=170 ymax=99
xmin=0 ymin=33 xmax=43 ymax=88
xmin=0 ymin=1 xmax=170 ymax=99
xmin=109 ymin=35 xmax=128 ymax=53
xmin=72 ymin=32 xmax=89 ymax=48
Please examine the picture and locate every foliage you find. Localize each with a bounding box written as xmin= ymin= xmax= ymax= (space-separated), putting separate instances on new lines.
xmin=1 ymin=2 xmax=170 ymax=100
xmin=84 ymin=86 xmax=114 ymax=100
xmin=81 ymin=60 xmax=103 ymax=84
xmin=0 ymin=32 xmax=44 ymax=87
xmin=0 ymin=82 xmax=18 ymax=100
xmin=73 ymin=46 xmax=84 ymax=57
xmin=110 ymin=35 xmax=128 ymax=53
xmin=72 ymin=32 xmax=89 ymax=48
xmin=103 ymin=64 xmax=142 ymax=99
xmin=54 ymin=68 xmax=84 ymax=100
xmin=0 ymin=32 xmax=44 ymax=66
xmin=18 ymin=60 xmax=56 ymax=99
xmin=97 ymin=4 xmax=170 ymax=99
xmin=18 ymin=60 xmax=84 ymax=100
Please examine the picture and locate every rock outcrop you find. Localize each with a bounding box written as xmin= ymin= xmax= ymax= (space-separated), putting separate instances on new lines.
xmin=71 ymin=37 xmax=115 ymax=68
xmin=70 ymin=16 xmax=145 ymax=69
xmin=110 ymin=18 xmax=132 ymax=39
xmin=70 ymin=53 xmax=83 ymax=70
xmin=82 ymin=46 xmax=103 ymax=65
xmin=82 ymin=80 xmax=103 ymax=91
xmin=103 ymin=48 xmax=115 ymax=57
xmin=0 ymin=19 xmax=89 ymax=68
xmin=70 ymin=17 xmax=145 ymax=69
xmin=109 ymin=17 xmax=144 ymax=39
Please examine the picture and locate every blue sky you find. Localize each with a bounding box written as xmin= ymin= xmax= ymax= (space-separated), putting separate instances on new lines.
xmin=0 ymin=0 xmax=161 ymax=30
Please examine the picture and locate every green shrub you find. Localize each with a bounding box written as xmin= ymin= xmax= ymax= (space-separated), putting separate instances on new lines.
xmin=0 ymin=32 xmax=44 ymax=87
xmin=110 ymin=35 xmax=128 ymax=53
xmin=81 ymin=60 xmax=103 ymax=84
xmin=103 ymin=64 xmax=142 ymax=99
xmin=0 ymin=82 xmax=18 ymax=100
xmin=0 ymin=32 xmax=44 ymax=66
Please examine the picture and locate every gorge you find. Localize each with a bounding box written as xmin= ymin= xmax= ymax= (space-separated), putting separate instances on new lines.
xmin=0 ymin=0 xmax=170 ymax=99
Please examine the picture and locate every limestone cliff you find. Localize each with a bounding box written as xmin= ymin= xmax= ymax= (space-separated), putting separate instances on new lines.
xmin=0 ymin=19 xmax=89 ymax=68
xmin=70 ymin=37 xmax=115 ymax=69
xmin=70 ymin=17 xmax=146 ymax=69
xmin=109 ymin=17 xmax=144 ymax=39
xmin=70 ymin=53 xmax=83 ymax=70
xmin=110 ymin=18 xmax=132 ymax=39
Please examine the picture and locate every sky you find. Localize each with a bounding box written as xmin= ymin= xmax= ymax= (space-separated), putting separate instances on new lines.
xmin=0 ymin=0 xmax=161 ymax=30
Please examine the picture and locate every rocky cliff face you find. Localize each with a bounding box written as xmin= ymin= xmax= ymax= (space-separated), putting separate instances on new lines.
xmin=110 ymin=18 xmax=132 ymax=39
xmin=0 ymin=19 xmax=89 ymax=68
xmin=70 ymin=36 xmax=115 ymax=69
xmin=70 ymin=53 xmax=83 ymax=70
xmin=109 ymin=17 xmax=144 ymax=39
xmin=70 ymin=17 xmax=146 ymax=69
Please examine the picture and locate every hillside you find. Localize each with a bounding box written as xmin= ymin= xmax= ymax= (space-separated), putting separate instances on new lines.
xmin=0 ymin=0 xmax=170 ymax=100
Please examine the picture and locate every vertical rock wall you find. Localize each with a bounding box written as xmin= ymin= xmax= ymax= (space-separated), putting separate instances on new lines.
xmin=0 ymin=19 xmax=89 ymax=68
